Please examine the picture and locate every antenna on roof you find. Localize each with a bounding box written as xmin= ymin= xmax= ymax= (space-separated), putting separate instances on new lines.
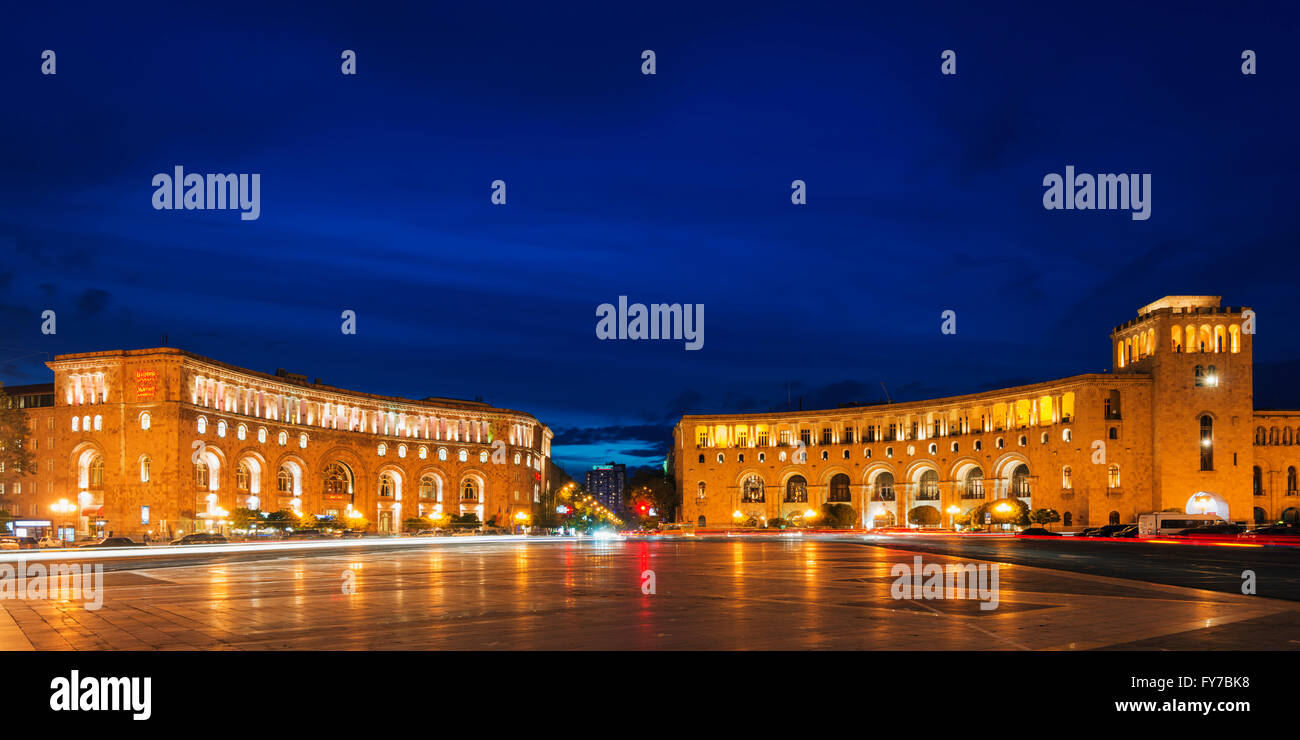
xmin=880 ymin=381 xmax=893 ymax=404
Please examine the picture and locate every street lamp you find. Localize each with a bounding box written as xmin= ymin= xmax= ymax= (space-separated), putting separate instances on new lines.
xmin=946 ymin=504 xmax=960 ymax=530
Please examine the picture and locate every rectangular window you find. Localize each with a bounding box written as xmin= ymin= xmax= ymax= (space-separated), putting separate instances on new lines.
xmin=843 ymin=429 xmax=854 ymax=444
xmin=141 ymin=506 xmax=150 ymax=525
xmin=757 ymin=431 xmax=769 ymax=447
xmin=799 ymin=429 xmax=811 ymax=445
xmin=779 ymin=430 xmax=791 ymax=446
xmin=821 ymin=428 xmax=832 ymax=445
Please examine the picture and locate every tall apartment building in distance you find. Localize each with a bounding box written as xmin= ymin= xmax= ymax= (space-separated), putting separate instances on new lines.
xmin=673 ymin=296 xmax=1300 ymax=530
xmin=586 ymin=463 xmax=626 ymax=513
xmin=0 ymin=348 xmax=554 ymax=540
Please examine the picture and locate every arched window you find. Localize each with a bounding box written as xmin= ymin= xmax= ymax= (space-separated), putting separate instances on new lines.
xmin=1109 ymin=511 xmax=1120 ymax=525
xmin=1108 ymin=427 xmax=1118 ymax=440
xmin=278 ymin=431 xmax=288 ymax=446
xmin=784 ymin=475 xmax=808 ymax=503
xmin=140 ymin=412 xmax=151 ymax=431
xmin=875 ymin=472 xmax=895 ymax=501
xmin=1063 ymin=512 xmax=1072 ymax=526
xmin=1011 ymin=464 xmax=1030 ymax=497
xmin=742 ymin=475 xmax=764 ymax=503
xmin=257 ymin=427 xmax=267 ymax=443
xmin=377 ymin=443 xmax=387 ymax=456
xmin=1194 ymin=365 xmax=1205 ymax=386
xmin=237 ymin=423 xmax=246 ymax=440
xmin=1288 ymin=466 xmax=1297 ymax=495
xmin=963 ymin=468 xmax=984 ymax=499
xmin=1200 ymin=415 xmax=1213 ymax=470
xmin=89 ymin=455 xmax=104 ymax=487
xmin=1254 ymin=466 xmax=1264 ymax=496
xmin=236 ymin=463 xmax=250 ymax=491
xmin=197 ymin=416 xmax=207 ymax=434
xmin=1254 ymin=507 xmax=1267 ymax=524
xmin=438 ymin=448 xmax=448 ymax=461
xmin=697 ymin=454 xmax=705 ymax=463
xmin=461 ymin=480 xmax=478 ymax=501
xmin=277 ymin=467 xmax=293 ymax=494
xmin=324 ymin=463 xmax=350 ymax=496
xmin=1062 ymin=465 xmax=1072 ymax=489
xmin=379 ymin=473 xmax=395 ymax=497
xmin=140 ymin=455 xmax=151 ymax=483
xmin=195 ymin=460 xmax=209 ymax=489
xmin=829 ymin=473 xmax=851 ymax=502
xmin=216 ymin=420 xmax=226 ymax=437
xmin=1107 ymin=464 xmax=1121 ymax=489
xmin=697 ymin=482 xmax=706 ymax=500
xmin=419 ymin=474 xmax=438 ymax=499
xmin=458 ymin=449 xmax=468 ymax=463
xmin=72 ymin=416 xmax=79 ymax=432
xmin=917 ymin=470 xmax=939 ymax=500
xmin=299 ymin=433 xmax=308 ymax=449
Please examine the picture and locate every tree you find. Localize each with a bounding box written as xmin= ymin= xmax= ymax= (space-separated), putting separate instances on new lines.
xmin=907 ymin=506 xmax=941 ymax=527
xmin=404 ymin=517 xmax=433 ymax=532
xmin=1028 ymin=508 xmax=1061 ymax=530
xmin=0 ymin=384 xmax=34 ymax=495
xmin=227 ymin=507 xmax=262 ymax=531
xmin=263 ymin=509 xmax=300 ymax=531
xmin=818 ymin=502 xmax=859 ymax=528
xmin=767 ymin=517 xmax=787 ymax=529
xmin=969 ymin=498 xmax=1030 ymax=529
xmin=626 ymin=465 xmax=677 ymax=522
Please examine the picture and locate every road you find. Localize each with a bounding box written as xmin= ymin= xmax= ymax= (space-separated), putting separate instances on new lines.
xmin=2 ymin=535 xmax=1299 ymax=650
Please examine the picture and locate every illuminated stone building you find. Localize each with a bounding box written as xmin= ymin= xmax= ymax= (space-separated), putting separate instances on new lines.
xmin=673 ymin=296 xmax=1300 ymax=530
xmin=1 ymin=348 xmax=553 ymax=540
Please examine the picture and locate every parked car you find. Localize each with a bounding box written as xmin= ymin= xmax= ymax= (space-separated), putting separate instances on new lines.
xmin=285 ymin=529 xmax=326 ymax=540
xmin=1245 ymin=524 xmax=1300 ymax=536
xmin=339 ymin=529 xmax=366 ymax=539
xmin=1085 ymin=524 xmax=1130 ymax=537
xmin=38 ymin=537 xmax=64 ymax=549
xmin=1016 ymin=527 xmax=1060 ymax=537
xmin=413 ymin=529 xmax=443 ymax=537
xmin=1174 ymin=523 xmax=1245 ymax=537
xmin=1111 ymin=525 xmax=1140 ymax=538
xmin=78 ymin=537 xmax=137 ymax=548
xmin=0 ymin=536 xmax=39 ymax=550
xmin=170 ymin=533 xmax=228 ymax=545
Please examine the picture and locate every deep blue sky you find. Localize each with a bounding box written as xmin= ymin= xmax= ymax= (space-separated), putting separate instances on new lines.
xmin=2 ymin=1 xmax=1298 ymax=477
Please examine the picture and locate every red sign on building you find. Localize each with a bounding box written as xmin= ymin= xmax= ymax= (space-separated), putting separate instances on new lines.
xmin=135 ymin=369 xmax=158 ymax=400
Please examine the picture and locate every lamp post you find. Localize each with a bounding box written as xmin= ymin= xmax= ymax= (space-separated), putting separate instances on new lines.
xmin=995 ymin=500 xmax=1013 ymax=532
xmin=946 ymin=504 xmax=960 ymax=531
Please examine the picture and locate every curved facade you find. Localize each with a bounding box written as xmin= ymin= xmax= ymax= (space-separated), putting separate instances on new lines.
xmin=672 ymin=296 xmax=1287 ymax=530
xmin=3 ymin=348 xmax=552 ymax=539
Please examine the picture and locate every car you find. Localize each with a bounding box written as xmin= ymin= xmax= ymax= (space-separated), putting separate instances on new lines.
xmin=38 ymin=537 xmax=64 ymax=549
xmin=1111 ymin=525 xmax=1140 ymax=538
xmin=1245 ymin=524 xmax=1300 ymax=536
xmin=339 ymin=530 xmax=366 ymax=539
xmin=78 ymin=537 xmax=137 ymax=548
xmin=0 ymin=536 xmax=39 ymax=550
xmin=1085 ymin=524 xmax=1130 ymax=537
xmin=1173 ymin=523 xmax=1245 ymax=537
xmin=169 ymin=533 xmax=228 ymax=545
xmin=285 ymin=529 xmax=326 ymax=539
xmin=1016 ymin=527 xmax=1060 ymax=537
xmin=413 ymin=529 xmax=443 ymax=537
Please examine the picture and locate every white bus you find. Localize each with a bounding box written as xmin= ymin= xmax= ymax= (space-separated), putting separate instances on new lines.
xmin=1137 ymin=512 xmax=1226 ymax=537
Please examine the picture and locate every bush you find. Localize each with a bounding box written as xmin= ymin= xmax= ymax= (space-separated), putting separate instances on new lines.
xmin=818 ymin=503 xmax=859 ymax=528
xmin=767 ymin=517 xmax=787 ymax=529
xmin=907 ymin=505 xmax=941 ymax=527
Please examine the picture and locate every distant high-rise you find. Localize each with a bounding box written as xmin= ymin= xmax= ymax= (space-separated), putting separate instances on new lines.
xmin=586 ymin=463 xmax=626 ymax=513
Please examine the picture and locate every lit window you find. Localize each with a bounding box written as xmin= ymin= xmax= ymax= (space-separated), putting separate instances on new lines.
xmin=458 ymin=449 xmax=468 ymax=462
xmin=257 ymin=427 xmax=267 ymax=443
xmin=438 ymin=448 xmax=447 ymax=461
xmin=217 ymin=420 xmax=226 ymax=438
xmin=419 ymin=446 xmax=428 ymax=459
xmin=378 ymin=443 xmax=387 ymax=456
xmin=479 ymin=451 xmax=488 ymax=463
xmin=72 ymin=417 xmax=79 ymax=432
xmin=93 ymin=415 xmax=102 ymax=431
xmin=278 ymin=431 xmax=288 ymax=446
xmin=197 ymin=416 xmax=207 ymax=434
xmin=237 ymin=424 xmax=247 ymax=440
xmin=140 ymin=455 xmax=151 ymax=483
xmin=140 ymin=412 xmax=151 ymax=431
xmin=398 ymin=444 xmax=407 ymax=458
xmin=299 ymin=433 xmax=308 ymax=449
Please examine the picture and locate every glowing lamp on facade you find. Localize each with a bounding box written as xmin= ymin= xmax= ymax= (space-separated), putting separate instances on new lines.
xmin=995 ymin=502 xmax=1013 ymax=514
xmin=803 ymin=509 xmax=817 ymax=519
xmin=732 ymin=511 xmax=743 ymax=519
xmin=946 ymin=505 xmax=960 ymax=514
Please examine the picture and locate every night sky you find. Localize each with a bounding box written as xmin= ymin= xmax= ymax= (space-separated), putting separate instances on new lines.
xmin=2 ymin=1 xmax=1298 ymax=477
